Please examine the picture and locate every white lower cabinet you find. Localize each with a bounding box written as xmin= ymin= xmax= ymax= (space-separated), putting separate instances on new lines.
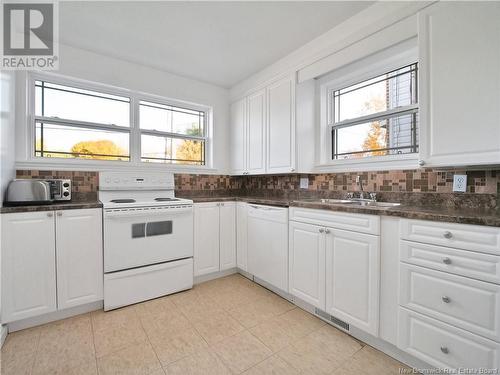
xmin=398 ymin=219 xmax=500 ymax=370
xmin=1 ymin=208 xmax=103 ymax=323
xmin=1 ymin=211 xmax=57 ymax=323
xmin=194 ymin=202 xmax=236 ymax=277
xmin=220 ymin=203 xmax=237 ymax=271
xmin=289 ymin=221 xmax=325 ymax=309
xmin=56 ymin=208 xmax=103 ymax=310
xmin=289 ymin=209 xmax=380 ymax=336
xmin=325 ymin=229 xmax=380 ymax=336
xmin=399 ymin=308 xmax=500 ymax=370
xmin=236 ymin=202 xmax=248 ymax=271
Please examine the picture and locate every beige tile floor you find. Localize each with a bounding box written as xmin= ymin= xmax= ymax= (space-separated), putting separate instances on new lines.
xmin=1 ymin=274 xmax=410 ymax=374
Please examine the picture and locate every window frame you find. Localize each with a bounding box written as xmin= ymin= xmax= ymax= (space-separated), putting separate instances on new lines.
xmin=22 ymin=72 xmax=214 ymax=171
xmin=316 ymin=44 xmax=420 ymax=172
xmin=138 ymin=98 xmax=207 ymax=165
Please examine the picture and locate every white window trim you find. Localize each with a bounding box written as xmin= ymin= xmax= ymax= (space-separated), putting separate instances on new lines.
xmin=315 ymin=40 xmax=420 ymax=173
xmin=16 ymin=71 xmax=215 ymax=173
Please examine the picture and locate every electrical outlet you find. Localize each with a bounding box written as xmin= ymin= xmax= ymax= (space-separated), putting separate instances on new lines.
xmin=453 ymin=174 xmax=467 ymax=193
xmin=300 ymin=177 xmax=309 ymax=189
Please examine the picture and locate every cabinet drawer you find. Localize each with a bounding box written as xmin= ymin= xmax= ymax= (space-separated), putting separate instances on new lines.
xmin=400 ymin=264 xmax=500 ymax=341
xmin=289 ymin=207 xmax=379 ymax=235
xmin=398 ymin=308 xmax=500 ymax=370
xmin=400 ymin=240 xmax=500 ymax=284
xmin=400 ymin=219 xmax=500 ymax=255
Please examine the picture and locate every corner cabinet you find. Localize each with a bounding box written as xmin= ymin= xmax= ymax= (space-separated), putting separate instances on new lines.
xmin=194 ymin=202 xmax=236 ymax=277
xmin=418 ymin=2 xmax=500 ymax=167
xmin=1 ymin=208 xmax=103 ymax=323
xmin=230 ymin=74 xmax=296 ymax=175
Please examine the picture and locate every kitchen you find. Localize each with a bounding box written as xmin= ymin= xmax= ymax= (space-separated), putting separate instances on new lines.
xmin=0 ymin=1 xmax=499 ymax=374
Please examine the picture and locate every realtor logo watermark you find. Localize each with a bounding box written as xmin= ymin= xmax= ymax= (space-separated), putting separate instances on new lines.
xmin=1 ymin=1 xmax=59 ymax=70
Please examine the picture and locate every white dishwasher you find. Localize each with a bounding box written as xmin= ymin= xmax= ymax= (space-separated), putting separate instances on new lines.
xmin=247 ymin=204 xmax=288 ymax=292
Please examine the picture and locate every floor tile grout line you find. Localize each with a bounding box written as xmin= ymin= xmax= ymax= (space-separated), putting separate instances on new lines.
xmin=134 ymin=306 xmax=165 ymax=373
xmin=89 ymin=312 xmax=101 ymax=375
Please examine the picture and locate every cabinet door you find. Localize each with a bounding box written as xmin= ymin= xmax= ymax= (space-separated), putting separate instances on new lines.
xmin=194 ymin=203 xmax=220 ymax=276
xmin=325 ymin=228 xmax=380 ymax=336
xmin=236 ymin=202 xmax=248 ymax=271
xmin=267 ymin=75 xmax=296 ymax=173
xmin=56 ymin=208 xmax=103 ymax=310
xmin=219 ymin=202 xmax=236 ymax=271
xmin=1 ymin=211 xmax=57 ymax=322
xmin=230 ymin=98 xmax=247 ymax=174
xmin=289 ymin=221 xmax=325 ymax=310
xmin=419 ymin=2 xmax=500 ymax=167
xmin=247 ymin=89 xmax=266 ymax=174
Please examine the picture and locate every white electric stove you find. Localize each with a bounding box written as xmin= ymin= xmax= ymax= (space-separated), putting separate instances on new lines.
xmin=99 ymin=172 xmax=193 ymax=310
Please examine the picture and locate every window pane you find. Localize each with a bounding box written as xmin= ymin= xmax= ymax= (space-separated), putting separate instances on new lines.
xmin=333 ymin=64 xmax=417 ymax=123
xmin=139 ymin=100 xmax=204 ymax=136
xmin=35 ymin=122 xmax=129 ymax=160
xmin=141 ymin=134 xmax=204 ymax=165
xmin=35 ymin=81 xmax=130 ymax=127
xmin=333 ymin=113 xmax=418 ymax=159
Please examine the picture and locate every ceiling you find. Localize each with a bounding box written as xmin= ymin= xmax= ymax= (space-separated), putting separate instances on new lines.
xmin=59 ymin=1 xmax=373 ymax=88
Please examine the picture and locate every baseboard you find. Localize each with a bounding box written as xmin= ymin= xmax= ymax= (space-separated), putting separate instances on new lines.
xmin=7 ymin=300 xmax=103 ymax=333
xmin=252 ymin=276 xmax=293 ymax=302
xmin=236 ymin=268 xmax=253 ymax=280
xmin=0 ymin=324 xmax=8 ymax=348
xmin=194 ymin=267 xmax=238 ymax=284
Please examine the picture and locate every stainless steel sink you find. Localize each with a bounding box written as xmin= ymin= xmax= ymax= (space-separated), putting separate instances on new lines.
xmin=311 ymin=198 xmax=401 ymax=207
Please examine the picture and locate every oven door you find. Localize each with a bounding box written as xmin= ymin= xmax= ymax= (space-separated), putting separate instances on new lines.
xmin=103 ymin=205 xmax=193 ymax=273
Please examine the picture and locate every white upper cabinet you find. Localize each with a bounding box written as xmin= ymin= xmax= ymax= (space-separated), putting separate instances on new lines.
xmin=230 ymin=98 xmax=247 ymax=175
xmin=247 ymin=89 xmax=267 ymax=174
xmin=1 ymin=211 xmax=57 ymax=323
xmin=419 ymin=2 xmax=500 ymax=167
xmin=267 ymin=75 xmax=296 ymax=173
xmin=56 ymin=208 xmax=103 ymax=310
xmin=230 ymin=74 xmax=296 ymax=175
xmin=219 ymin=202 xmax=237 ymax=271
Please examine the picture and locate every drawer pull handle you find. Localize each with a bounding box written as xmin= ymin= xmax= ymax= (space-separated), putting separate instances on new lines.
xmin=440 ymin=346 xmax=449 ymax=354
xmin=325 ymin=229 xmax=330 ymax=234
xmin=319 ymin=228 xmax=325 ymax=233
xmin=442 ymin=257 xmax=452 ymax=265
xmin=442 ymin=296 xmax=451 ymax=303
xmin=443 ymin=231 xmax=453 ymax=239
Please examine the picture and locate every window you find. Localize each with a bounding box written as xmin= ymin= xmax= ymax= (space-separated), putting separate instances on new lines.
xmin=329 ymin=63 xmax=418 ymax=160
xmin=31 ymin=76 xmax=210 ymax=167
xmin=139 ymin=100 xmax=206 ymax=165
xmin=35 ymin=80 xmax=131 ymax=160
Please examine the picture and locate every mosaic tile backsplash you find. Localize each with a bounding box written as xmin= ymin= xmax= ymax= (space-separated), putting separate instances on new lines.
xmin=16 ymin=168 xmax=500 ymax=209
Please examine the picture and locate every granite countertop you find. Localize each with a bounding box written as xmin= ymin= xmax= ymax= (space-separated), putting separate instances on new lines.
xmin=1 ymin=199 xmax=103 ymax=214
xmin=186 ymin=196 xmax=500 ymax=227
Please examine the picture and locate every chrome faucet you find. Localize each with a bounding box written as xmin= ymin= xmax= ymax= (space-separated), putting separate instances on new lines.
xmin=356 ymin=175 xmax=365 ymax=199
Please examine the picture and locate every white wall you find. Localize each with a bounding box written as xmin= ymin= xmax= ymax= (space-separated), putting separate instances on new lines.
xmin=15 ymin=44 xmax=231 ymax=174
xmin=1 ymin=71 xmax=16 ymax=203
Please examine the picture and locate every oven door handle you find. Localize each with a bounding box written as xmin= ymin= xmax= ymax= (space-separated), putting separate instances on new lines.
xmin=105 ymin=207 xmax=192 ymax=219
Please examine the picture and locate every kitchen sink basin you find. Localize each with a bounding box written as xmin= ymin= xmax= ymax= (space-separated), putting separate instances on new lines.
xmin=310 ymin=199 xmax=401 ymax=207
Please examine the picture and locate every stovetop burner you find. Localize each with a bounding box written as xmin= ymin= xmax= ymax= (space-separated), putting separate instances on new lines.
xmin=110 ymin=199 xmax=136 ymax=203
xmin=154 ymin=197 xmax=180 ymax=202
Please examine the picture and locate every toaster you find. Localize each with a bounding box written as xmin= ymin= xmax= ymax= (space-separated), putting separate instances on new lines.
xmin=5 ymin=179 xmax=72 ymax=205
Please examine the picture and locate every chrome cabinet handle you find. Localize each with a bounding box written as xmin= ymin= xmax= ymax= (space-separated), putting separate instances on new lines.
xmin=57 ymin=212 xmax=62 ymax=216
xmin=440 ymin=346 xmax=449 ymax=354
xmin=47 ymin=212 xmax=53 ymax=217
xmin=319 ymin=228 xmax=324 ymax=233
xmin=418 ymin=160 xmax=425 ymax=166
xmin=442 ymin=257 xmax=452 ymax=265
xmin=442 ymin=296 xmax=451 ymax=303
xmin=325 ymin=228 xmax=330 ymax=234
xmin=221 ymin=203 xmax=225 ymax=206
xmin=443 ymin=231 xmax=453 ymax=239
